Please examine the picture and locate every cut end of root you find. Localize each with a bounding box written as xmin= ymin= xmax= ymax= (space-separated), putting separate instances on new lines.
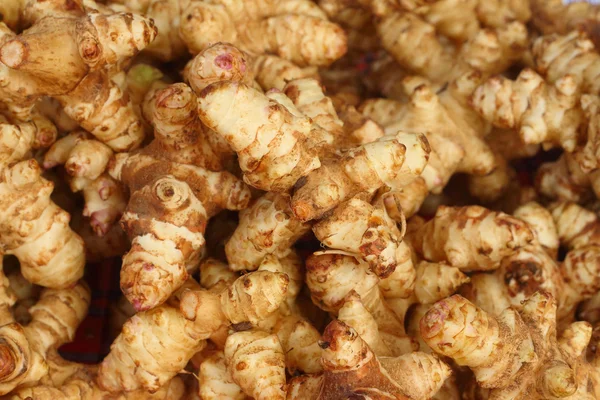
xmin=0 ymin=40 xmax=27 ymax=68
xmin=290 ymin=200 xmax=315 ymax=222
xmin=0 ymin=343 xmax=16 ymax=379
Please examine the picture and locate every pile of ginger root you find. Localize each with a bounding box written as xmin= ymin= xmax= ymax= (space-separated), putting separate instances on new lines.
xmin=6 ymin=0 xmax=600 ymax=399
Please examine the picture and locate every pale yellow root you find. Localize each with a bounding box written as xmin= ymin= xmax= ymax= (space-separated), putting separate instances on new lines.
xmin=375 ymin=12 xmax=453 ymax=83
xmin=179 ymin=271 xmax=290 ymax=328
xmin=273 ymin=314 xmax=322 ymax=374
xmin=384 ymin=78 xmax=495 ymax=176
xmin=291 ymin=132 xmax=429 ymax=221
xmin=305 ymin=251 xmax=414 ymax=348
xmin=421 ymin=291 xmax=594 ymax=397
xmin=196 ymin=81 xmax=320 ymax=192
xmin=532 ymin=31 xmax=600 ymax=95
xmin=0 ymin=160 xmax=85 ymax=288
xmin=313 ymin=197 xmax=404 ymax=278
xmin=536 ymin=154 xmax=592 ymax=203
xmin=143 ymin=82 xmax=233 ymax=171
xmin=408 ymin=205 xmax=535 ymax=271
xmin=198 ymin=351 xmax=245 ymax=400
xmin=9 ymin=374 xmax=186 ymax=400
xmin=184 ymin=42 xmax=255 ymax=95
xmin=109 ymin=149 xmax=251 ymax=311
xmin=199 ymin=258 xmax=238 ymax=290
xmin=0 ymin=12 xmax=158 ymax=151
xmin=338 ymin=293 xmax=409 ymax=357
xmin=378 ymin=241 xmax=416 ymax=300
xmin=550 ymin=201 xmax=600 ymax=249
xmin=224 ymin=330 xmax=286 ymax=400
xmin=0 ymin=115 xmax=56 ymax=171
xmin=471 ymin=68 xmax=582 ymax=152
xmin=287 ymin=319 xmax=450 ymax=399
xmin=178 ymin=0 xmax=346 ymax=66
xmin=0 ymin=283 xmax=90 ymax=395
xmin=463 ymin=246 xmax=562 ymax=316
xmin=475 ymin=0 xmax=531 ymax=28
xmin=413 ymin=261 xmax=470 ymax=305
xmin=574 ymin=95 xmax=600 ymax=173
xmin=253 ymin=55 xmax=319 ymax=91
xmin=97 ymin=305 xmax=207 ymax=393
xmin=225 ymin=192 xmax=310 ymax=271
xmin=118 ymin=176 xmax=207 ymax=311
xmin=530 ymin=0 xmax=599 ymax=35
xmin=513 ymin=201 xmax=559 ymax=258
xmin=142 ymin=0 xmax=187 ymax=62
xmin=305 ymin=252 xmax=380 ymax=313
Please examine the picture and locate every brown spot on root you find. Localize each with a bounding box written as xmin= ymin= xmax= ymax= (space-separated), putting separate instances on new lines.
xmin=242 ymin=278 xmax=252 ymax=289
xmin=504 ymin=261 xmax=543 ymax=297
xmin=231 ymin=322 xmax=252 ymax=332
xmin=359 ymin=238 xmax=386 ymax=256
xmin=235 ymin=361 xmax=248 ymax=371
xmin=283 ymin=85 xmax=300 ymax=102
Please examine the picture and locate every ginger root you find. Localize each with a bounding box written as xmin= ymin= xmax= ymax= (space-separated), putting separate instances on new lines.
xmin=224 ymin=330 xmax=286 ymax=400
xmin=306 ymin=251 xmax=417 ymax=352
xmin=0 ymin=5 xmax=157 ymax=150
xmin=288 ymin=319 xmax=451 ymax=400
xmin=197 ymin=80 xmax=321 ymax=192
xmin=0 ymin=160 xmax=85 ymax=288
xmin=312 ymin=197 xmax=407 ymax=278
xmin=407 ymin=205 xmax=535 ymax=271
xmin=421 ymin=291 xmax=600 ymax=398
xmin=179 ymin=0 xmax=347 ymax=66
xmin=532 ymin=31 xmax=600 ymax=95
xmin=110 ymin=82 xmax=251 ymax=310
xmin=198 ymin=351 xmax=245 ymax=400
xmin=471 ymin=68 xmax=583 ymax=152
xmin=0 ymin=282 xmax=90 ymax=395
xmin=99 ymin=271 xmax=289 ymax=392
xmin=225 ymin=192 xmax=310 ymax=272
xmin=291 ymin=131 xmax=429 ymax=222
xmin=0 ymin=111 xmax=57 ymax=171
xmin=44 ymin=131 xmax=126 ymax=236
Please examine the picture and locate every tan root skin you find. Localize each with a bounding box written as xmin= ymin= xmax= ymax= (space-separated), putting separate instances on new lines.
xmin=0 ymin=8 xmax=158 ymax=151
xmin=225 ymin=192 xmax=310 ymax=272
xmin=421 ymin=291 xmax=600 ymax=398
xmin=197 ymin=81 xmax=321 ymax=192
xmin=0 ymin=283 xmax=90 ymax=395
xmin=224 ymin=330 xmax=286 ymax=400
xmin=109 ymin=83 xmax=251 ymax=311
xmin=178 ymin=0 xmax=347 ymax=66
xmin=43 ymin=131 xmax=126 ymax=236
xmin=408 ymin=205 xmax=535 ymax=271
xmin=471 ymin=68 xmax=582 ymax=152
xmin=0 ymin=160 xmax=85 ymax=288
xmin=313 ymin=195 xmax=411 ymax=279
xmin=98 ymin=271 xmax=288 ymax=393
xmin=291 ymin=131 xmax=430 ymax=222
xmin=288 ymin=320 xmax=451 ymax=400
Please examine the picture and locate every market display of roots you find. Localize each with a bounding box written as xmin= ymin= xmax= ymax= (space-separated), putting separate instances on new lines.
xmin=4 ymin=0 xmax=600 ymax=399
